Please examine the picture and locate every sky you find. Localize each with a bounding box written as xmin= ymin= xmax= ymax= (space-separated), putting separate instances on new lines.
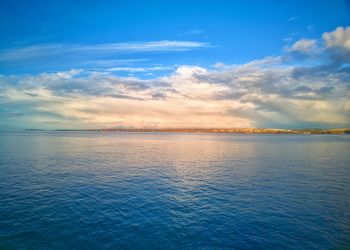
xmin=0 ymin=0 xmax=350 ymax=130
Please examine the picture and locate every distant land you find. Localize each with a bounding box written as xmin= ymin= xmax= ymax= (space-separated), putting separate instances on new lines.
xmin=25 ymin=128 xmax=350 ymax=134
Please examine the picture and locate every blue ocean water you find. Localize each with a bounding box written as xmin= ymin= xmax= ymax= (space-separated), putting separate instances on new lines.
xmin=0 ymin=132 xmax=349 ymax=249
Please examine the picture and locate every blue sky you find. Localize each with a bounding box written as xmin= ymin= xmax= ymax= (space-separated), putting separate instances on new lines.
xmin=0 ymin=0 xmax=350 ymax=130
xmin=1 ymin=0 xmax=349 ymax=75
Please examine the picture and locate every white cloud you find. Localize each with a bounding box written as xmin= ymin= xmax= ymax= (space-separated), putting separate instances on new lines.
xmin=1 ymin=54 xmax=349 ymax=129
xmin=323 ymin=26 xmax=350 ymax=50
xmin=90 ymin=40 xmax=211 ymax=52
xmin=287 ymin=16 xmax=298 ymax=22
xmin=287 ymin=39 xmax=317 ymax=53
xmin=1 ymin=26 xmax=350 ymax=129
xmin=107 ymin=66 xmax=173 ymax=72
xmin=0 ymin=40 xmax=211 ymax=62
xmin=83 ymin=59 xmax=149 ymax=67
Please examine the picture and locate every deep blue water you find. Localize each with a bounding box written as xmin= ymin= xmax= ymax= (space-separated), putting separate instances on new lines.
xmin=0 ymin=132 xmax=350 ymax=249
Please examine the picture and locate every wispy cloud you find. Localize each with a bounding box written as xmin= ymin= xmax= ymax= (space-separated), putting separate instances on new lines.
xmin=107 ymin=66 xmax=173 ymax=72
xmin=179 ymin=29 xmax=204 ymax=36
xmin=0 ymin=41 xmax=212 ymax=62
xmin=83 ymin=59 xmax=149 ymax=67
xmin=307 ymin=25 xmax=316 ymax=32
xmin=287 ymin=16 xmax=299 ymax=22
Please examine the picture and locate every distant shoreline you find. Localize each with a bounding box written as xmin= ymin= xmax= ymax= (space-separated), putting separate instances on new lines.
xmin=24 ymin=128 xmax=350 ymax=134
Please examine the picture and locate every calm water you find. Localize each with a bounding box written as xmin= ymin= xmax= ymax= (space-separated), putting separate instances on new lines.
xmin=0 ymin=132 xmax=349 ymax=249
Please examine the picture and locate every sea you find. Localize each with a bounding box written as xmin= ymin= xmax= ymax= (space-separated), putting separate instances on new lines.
xmin=0 ymin=132 xmax=349 ymax=249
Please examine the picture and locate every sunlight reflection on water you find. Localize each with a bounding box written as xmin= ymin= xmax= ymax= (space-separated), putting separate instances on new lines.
xmin=0 ymin=132 xmax=350 ymax=249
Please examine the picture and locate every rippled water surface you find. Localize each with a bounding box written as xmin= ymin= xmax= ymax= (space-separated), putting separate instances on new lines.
xmin=0 ymin=132 xmax=350 ymax=249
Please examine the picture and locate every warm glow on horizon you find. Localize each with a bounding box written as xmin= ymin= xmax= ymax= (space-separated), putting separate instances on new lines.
xmin=1 ymin=1 xmax=349 ymax=130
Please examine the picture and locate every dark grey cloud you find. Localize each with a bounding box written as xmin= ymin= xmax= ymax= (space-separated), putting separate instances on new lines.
xmin=3 ymin=111 xmax=24 ymax=117
xmin=212 ymin=90 xmax=247 ymax=100
xmin=24 ymin=92 xmax=39 ymax=97
xmin=151 ymin=92 xmax=167 ymax=100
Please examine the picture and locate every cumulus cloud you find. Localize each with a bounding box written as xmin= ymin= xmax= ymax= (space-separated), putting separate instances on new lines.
xmin=322 ymin=26 xmax=350 ymax=63
xmin=1 ymin=26 xmax=350 ymax=130
xmin=323 ymin=26 xmax=350 ymax=50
